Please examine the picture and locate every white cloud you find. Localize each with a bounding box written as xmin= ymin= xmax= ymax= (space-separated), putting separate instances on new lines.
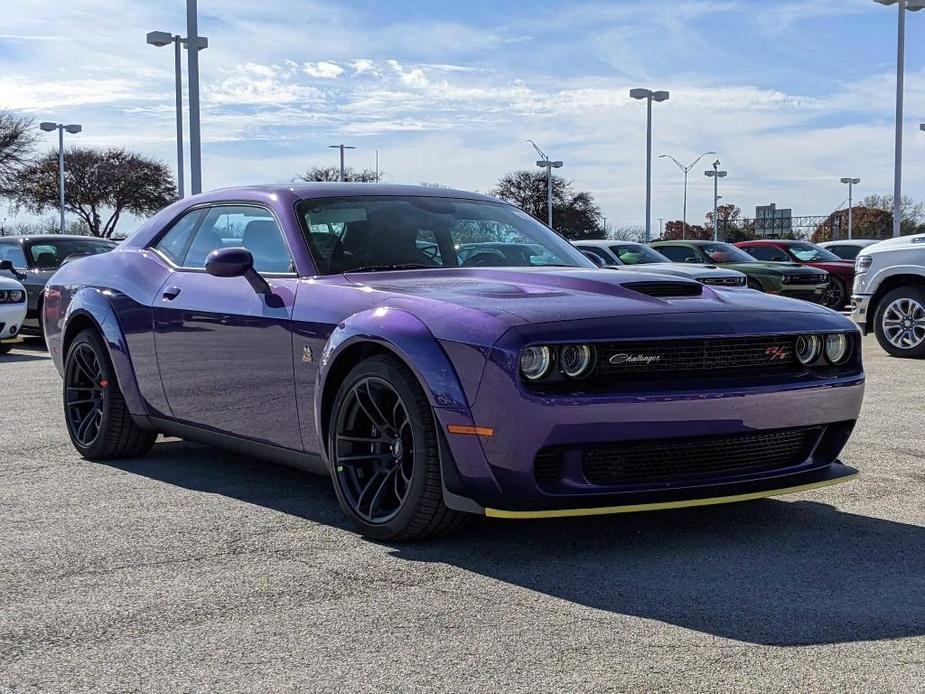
xmin=350 ymin=58 xmax=377 ymax=74
xmin=302 ymin=61 xmax=344 ymax=79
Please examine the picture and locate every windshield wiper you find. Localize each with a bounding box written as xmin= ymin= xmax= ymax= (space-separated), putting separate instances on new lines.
xmin=346 ymin=263 xmax=433 ymax=273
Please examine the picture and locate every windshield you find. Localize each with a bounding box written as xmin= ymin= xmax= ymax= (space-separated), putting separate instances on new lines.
xmin=699 ymin=243 xmax=756 ymax=264
xmin=786 ymin=242 xmax=841 ymax=263
xmin=28 ymin=239 xmax=116 ymax=269
xmin=297 ymin=196 xmax=595 ymax=274
xmin=609 ymin=244 xmax=671 ymax=265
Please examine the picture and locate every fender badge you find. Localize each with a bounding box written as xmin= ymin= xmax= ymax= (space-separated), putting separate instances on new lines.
xmin=302 ymin=345 xmax=313 ymax=363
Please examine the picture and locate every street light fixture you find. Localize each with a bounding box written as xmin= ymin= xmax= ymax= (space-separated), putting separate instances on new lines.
xmin=874 ymin=0 xmax=925 ymax=236
xmin=840 ymin=177 xmax=861 ymax=240
xmin=704 ymin=160 xmax=727 ymax=241
xmin=659 ymin=151 xmax=716 ymax=239
xmin=39 ymin=121 xmax=82 ymax=234
xmin=630 ymin=88 xmax=669 ymax=242
xmin=329 ymin=144 xmax=357 ymax=182
xmin=527 ymin=140 xmax=563 ymax=228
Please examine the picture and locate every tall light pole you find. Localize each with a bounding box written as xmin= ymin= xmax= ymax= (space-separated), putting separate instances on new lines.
xmin=185 ymin=0 xmax=208 ymax=195
xmin=659 ymin=151 xmax=716 ymax=239
xmin=329 ymin=144 xmax=356 ymax=181
xmin=874 ymin=0 xmax=925 ymax=236
xmin=147 ymin=31 xmax=189 ymax=198
xmin=39 ymin=122 xmax=82 ymax=234
xmin=704 ymin=159 xmax=727 ymax=241
xmin=630 ymin=88 xmax=669 ymax=242
xmin=840 ymin=177 xmax=861 ymax=239
xmin=527 ymin=140 xmax=563 ymax=228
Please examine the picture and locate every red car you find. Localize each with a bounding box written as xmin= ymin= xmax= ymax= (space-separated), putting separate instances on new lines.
xmin=735 ymin=240 xmax=854 ymax=309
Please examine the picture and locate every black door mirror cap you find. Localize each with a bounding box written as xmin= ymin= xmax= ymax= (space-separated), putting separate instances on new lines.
xmin=205 ymin=247 xmax=273 ymax=297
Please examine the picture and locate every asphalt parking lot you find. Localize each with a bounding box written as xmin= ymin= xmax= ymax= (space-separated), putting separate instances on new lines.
xmin=0 ymin=335 xmax=923 ymax=693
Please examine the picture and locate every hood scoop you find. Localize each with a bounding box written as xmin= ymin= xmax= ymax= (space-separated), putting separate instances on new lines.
xmin=622 ymin=280 xmax=703 ymax=298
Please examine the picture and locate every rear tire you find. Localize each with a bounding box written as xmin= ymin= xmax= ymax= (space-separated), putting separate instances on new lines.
xmin=873 ymin=287 xmax=925 ymax=359
xmin=328 ymin=354 xmax=469 ymax=541
xmin=63 ymin=329 xmax=157 ymax=459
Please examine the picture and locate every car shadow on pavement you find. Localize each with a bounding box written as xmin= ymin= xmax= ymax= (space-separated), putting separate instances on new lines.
xmin=104 ymin=439 xmax=925 ymax=648
xmin=2 ymin=339 xmax=49 ymax=363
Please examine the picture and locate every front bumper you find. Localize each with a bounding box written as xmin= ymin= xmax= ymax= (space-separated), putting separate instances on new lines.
xmin=851 ymin=294 xmax=871 ymax=333
xmin=776 ymin=282 xmax=828 ymax=303
xmin=0 ymin=304 xmax=27 ymax=341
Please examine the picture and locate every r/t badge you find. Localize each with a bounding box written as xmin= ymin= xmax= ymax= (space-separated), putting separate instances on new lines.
xmin=302 ymin=345 xmax=313 ymax=363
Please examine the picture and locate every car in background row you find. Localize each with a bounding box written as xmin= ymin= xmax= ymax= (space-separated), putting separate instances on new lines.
xmin=574 ymin=240 xmax=746 ymax=287
xmin=0 ymin=235 xmax=117 ymax=336
xmin=735 ymin=239 xmax=854 ymax=309
xmin=0 ymin=275 xmax=27 ymax=355
xmin=651 ymin=240 xmax=830 ymax=304
xmin=852 ymin=232 xmax=925 ymax=358
xmin=818 ymin=239 xmax=880 ymax=261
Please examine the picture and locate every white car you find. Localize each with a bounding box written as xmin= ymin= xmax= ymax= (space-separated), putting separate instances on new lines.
xmin=852 ymin=233 xmax=925 ymax=358
xmin=0 ymin=275 xmax=27 ymax=355
xmin=574 ymin=240 xmax=747 ymax=287
xmin=818 ymin=239 xmax=879 ymax=261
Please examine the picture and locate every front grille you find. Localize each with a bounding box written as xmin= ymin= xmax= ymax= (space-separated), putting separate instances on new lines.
xmin=701 ymin=276 xmax=745 ymax=287
xmin=784 ymin=274 xmax=825 ymax=285
xmin=534 ymin=426 xmax=823 ymax=486
xmin=622 ymin=281 xmax=703 ymax=297
xmin=593 ymin=335 xmax=798 ymax=383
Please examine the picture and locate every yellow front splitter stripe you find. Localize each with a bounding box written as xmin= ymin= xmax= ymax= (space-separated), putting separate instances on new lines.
xmin=484 ymin=473 xmax=858 ymax=519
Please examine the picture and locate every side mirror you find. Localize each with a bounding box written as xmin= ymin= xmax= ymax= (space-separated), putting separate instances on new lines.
xmin=0 ymin=259 xmax=26 ymax=280
xmin=581 ymin=250 xmax=605 ymax=267
xmin=684 ymin=257 xmax=701 ymax=263
xmin=205 ymin=247 xmax=271 ymax=296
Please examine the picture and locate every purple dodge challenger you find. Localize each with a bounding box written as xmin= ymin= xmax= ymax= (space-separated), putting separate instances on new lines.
xmin=44 ymin=184 xmax=864 ymax=540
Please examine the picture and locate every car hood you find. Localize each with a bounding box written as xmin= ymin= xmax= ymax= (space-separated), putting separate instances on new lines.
xmin=714 ymin=261 xmax=826 ymax=275
xmin=0 ymin=275 xmax=25 ymax=291
xmin=803 ymin=260 xmax=855 ymax=275
xmin=344 ymin=267 xmax=833 ymax=343
xmin=864 ymin=233 xmax=925 ymax=254
xmin=622 ymin=263 xmax=743 ymax=279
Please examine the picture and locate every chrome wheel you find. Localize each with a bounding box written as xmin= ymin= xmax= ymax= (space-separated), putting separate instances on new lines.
xmin=882 ymin=297 xmax=925 ymax=350
xmin=65 ymin=343 xmax=107 ymax=447
xmin=333 ymin=376 xmax=415 ymax=524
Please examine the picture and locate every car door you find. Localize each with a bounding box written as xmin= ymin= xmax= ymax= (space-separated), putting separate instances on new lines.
xmin=151 ymin=204 xmax=302 ymax=450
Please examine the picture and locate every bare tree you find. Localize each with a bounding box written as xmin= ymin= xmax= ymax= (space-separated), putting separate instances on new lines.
xmin=296 ymin=166 xmax=379 ymax=183
xmin=13 ymin=147 xmax=176 ymax=237
xmin=0 ymin=110 xmax=37 ymax=196
xmin=608 ymin=226 xmax=645 ymax=242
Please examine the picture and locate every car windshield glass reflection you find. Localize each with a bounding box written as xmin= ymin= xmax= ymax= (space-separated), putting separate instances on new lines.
xmin=28 ymin=240 xmax=116 ymax=269
xmin=787 ymin=243 xmax=841 ymax=263
xmin=610 ymin=244 xmax=671 ymax=265
xmin=298 ymin=196 xmax=594 ymax=274
xmin=701 ymin=243 xmax=756 ymax=264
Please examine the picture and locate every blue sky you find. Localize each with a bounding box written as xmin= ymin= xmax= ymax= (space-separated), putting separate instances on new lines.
xmin=4 ymin=0 xmax=925 ymax=231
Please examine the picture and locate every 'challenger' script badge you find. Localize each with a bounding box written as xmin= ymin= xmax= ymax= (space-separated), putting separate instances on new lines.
xmin=302 ymin=346 xmax=313 ymax=363
xmin=765 ymin=346 xmax=790 ymax=361
xmin=609 ymin=353 xmax=661 ymax=365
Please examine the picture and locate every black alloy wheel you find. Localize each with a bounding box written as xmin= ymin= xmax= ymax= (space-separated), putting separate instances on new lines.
xmin=824 ymin=277 xmax=847 ymax=310
xmin=63 ymin=330 xmax=156 ymax=459
xmin=329 ymin=355 xmax=469 ymax=541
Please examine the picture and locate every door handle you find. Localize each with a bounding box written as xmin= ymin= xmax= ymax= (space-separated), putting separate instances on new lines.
xmin=162 ymin=286 xmax=181 ymax=300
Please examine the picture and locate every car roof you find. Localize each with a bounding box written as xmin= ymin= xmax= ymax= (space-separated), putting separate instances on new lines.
xmin=206 ymin=183 xmax=503 ymax=204
xmin=0 ymin=235 xmax=115 ymax=245
xmin=574 ymin=240 xmax=642 ymax=247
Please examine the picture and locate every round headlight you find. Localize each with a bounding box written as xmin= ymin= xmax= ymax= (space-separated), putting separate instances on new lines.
xmin=520 ymin=346 xmax=553 ymax=381
xmin=0 ymin=290 xmax=7 ymax=303
xmin=560 ymin=344 xmax=594 ymax=378
xmin=11 ymin=290 xmax=24 ymax=302
xmin=824 ymin=333 xmax=850 ymax=364
xmin=795 ymin=335 xmax=821 ymax=365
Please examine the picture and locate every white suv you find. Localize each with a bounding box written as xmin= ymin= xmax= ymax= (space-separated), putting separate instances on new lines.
xmin=851 ymin=233 xmax=925 ymax=358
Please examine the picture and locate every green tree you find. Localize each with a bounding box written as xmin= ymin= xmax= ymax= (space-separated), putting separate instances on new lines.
xmin=296 ymin=166 xmax=379 ymax=183
xmin=0 ymin=110 xmax=37 ymax=196
xmin=859 ymin=193 xmax=922 ymax=235
xmin=490 ymin=170 xmax=605 ymax=240
xmin=13 ymin=147 xmax=176 ymax=237
xmin=662 ymin=220 xmax=709 ymax=240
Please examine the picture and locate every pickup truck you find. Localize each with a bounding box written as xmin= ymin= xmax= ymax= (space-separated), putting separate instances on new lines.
xmin=851 ymin=233 xmax=925 ymax=358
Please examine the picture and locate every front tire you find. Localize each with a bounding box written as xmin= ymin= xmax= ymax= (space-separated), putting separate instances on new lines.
xmin=873 ymin=287 xmax=925 ymax=358
xmin=824 ymin=277 xmax=847 ymax=310
xmin=329 ymin=354 xmax=469 ymax=541
xmin=63 ymin=329 xmax=157 ymax=459
xmin=0 ymin=342 xmax=12 ymax=355
xmin=746 ymin=277 xmax=763 ymax=291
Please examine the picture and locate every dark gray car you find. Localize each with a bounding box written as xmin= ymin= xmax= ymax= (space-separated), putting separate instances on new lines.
xmin=0 ymin=235 xmax=117 ymax=336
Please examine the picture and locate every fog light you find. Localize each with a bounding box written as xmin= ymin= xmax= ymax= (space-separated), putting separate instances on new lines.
xmin=795 ymin=335 xmax=821 ymax=365
xmin=824 ymin=333 xmax=850 ymax=364
xmin=520 ymin=346 xmax=553 ymax=381
xmin=560 ymin=344 xmax=594 ymax=378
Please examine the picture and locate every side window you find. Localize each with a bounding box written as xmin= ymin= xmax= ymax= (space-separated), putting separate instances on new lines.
xmin=185 ymin=206 xmax=294 ymax=273
xmin=658 ymin=245 xmax=699 ymax=263
xmin=0 ymin=244 xmax=28 ymax=269
xmin=746 ymin=246 xmax=786 ymax=262
xmin=153 ymin=209 xmax=207 ymax=265
xmin=829 ymin=245 xmax=856 ymax=260
xmin=578 ymin=246 xmax=613 ymax=265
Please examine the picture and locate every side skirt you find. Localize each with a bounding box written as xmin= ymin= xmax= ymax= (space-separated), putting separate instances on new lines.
xmin=145 ymin=415 xmax=328 ymax=476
